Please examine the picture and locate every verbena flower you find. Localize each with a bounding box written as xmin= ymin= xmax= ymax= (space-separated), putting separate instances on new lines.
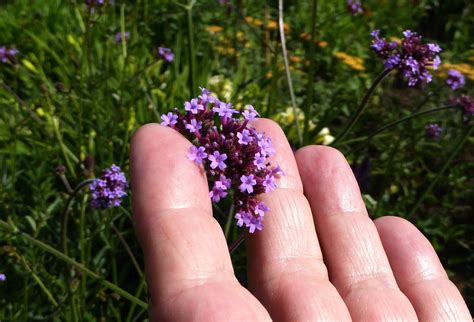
xmin=0 ymin=47 xmax=19 ymax=64
xmin=115 ymin=31 xmax=130 ymax=44
xmin=160 ymin=88 xmax=282 ymax=233
xmin=0 ymin=273 xmax=6 ymax=281
xmin=370 ymin=29 xmax=441 ymax=86
xmin=425 ymin=123 xmax=443 ymax=139
xmin=89 ymin=164 xmax=127 ymax=209
xmin=446 ymin=69 xmax=465 ymax=91
xmin=450 ymin=95 xmax=474 ymax=124
xmin=157 ymin=47 xmax=174 ymax=62
xmin=347 ymin=0 xmax=363 ymax=16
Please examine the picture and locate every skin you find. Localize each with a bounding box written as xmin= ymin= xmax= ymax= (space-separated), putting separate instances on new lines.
xmin=130 ymin=119 xmax=472 ymax=322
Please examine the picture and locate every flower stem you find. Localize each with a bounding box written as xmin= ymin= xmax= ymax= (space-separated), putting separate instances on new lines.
xmin=228 ymin=232 xmax=245 ymax=254
xmin=186 ymin=1 xmax=196 ymax=97
xmin=303 ymin=0 xmax=318 ymax=145
xmin=0 ymin=219 xmax=148 ymax=309
xmin=407 ymin=125 xmax=473 ymax=219
xmin=279 ymin=0 xmax=303 ymax=147
xmin=332 ymin=68 xmax=392 ymax=146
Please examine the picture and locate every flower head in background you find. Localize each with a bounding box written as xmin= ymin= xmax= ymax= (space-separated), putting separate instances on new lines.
xmin=160 ymin=88 xmax=282 ymax=233
xmin=115 ymin=31 xmax=130 ymax=44
xmin=347 ymin=0 xmax=363 ymax=16
xmin=370 ymin=29 xmax=441 ymax=86
xmin=0 ymin=273 xmax=5 ymax=281
xmin=425 ymin=123 xmax=443 ymax=139
xmin=158 ymin=47 xmax=174 ymax=62
xmin=446 ymin=69 xmax=465 ymax=91
xmin=0 ymin=46 xmax=19 ymax=64
xmin=450 ymin=95 xmax=474 ymax=124
xmin=89 ymin=164 xmax=128 ymax=209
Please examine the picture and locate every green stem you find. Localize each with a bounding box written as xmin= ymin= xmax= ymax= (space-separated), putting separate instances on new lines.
xmin=111 ymin=223 xmax=144 ymax=278
xmin=303 ymin=0 xmax=318 ymax=145
xmin=120 ymin=4 xmax=128 ymax=59
xmin=278 ymin=0 xmax=303 ymax=147
xmin=224 ymin=204 xmax=235 ymax=239
xmin=20 ymin=255 xmax=58 ymax=307
xmin=407 ymin=125 xmax=473 ymax=219
xmin=228 ymin=232 xmax=245 ymax=254
xmin=0 ymin=220 xmax=148 ymax=309
xmin=332 ymin=68 xmax=392 ymax=146
xmin=347 ymin=105 xmax=456 ymax=155
xmin=186 ymin=2 xmax=196 ymax=97
xmin=125 ymin=277 xmax=147 ymax=322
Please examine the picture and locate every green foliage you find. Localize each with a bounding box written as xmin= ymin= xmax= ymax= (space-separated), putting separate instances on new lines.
xmin=0 ymin=0 xmax=473 ymax=319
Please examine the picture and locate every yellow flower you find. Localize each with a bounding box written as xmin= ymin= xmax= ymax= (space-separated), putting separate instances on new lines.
xmin=266 ymin=20 xmax=289 ymax=31
xmin=389 ymin=36 xmax=402 ymax=45
xmin=290 ymin=56 xmax=302 ymax=64
xmin=334 ymin=51 xmax=365 ymax=71
xmin=438 ymin=62 xmax=474 ymax=80
xmin=206 ymin=25 xmax=223 ymax=33
xmin=318 ymin=41 xmax=328 ymax=48
xmin=315 ymin=127 xmax=334 ymax=145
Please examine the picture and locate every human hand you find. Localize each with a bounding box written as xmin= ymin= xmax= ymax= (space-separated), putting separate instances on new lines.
xmin=130 ymin=119 xmax=472 ymax=321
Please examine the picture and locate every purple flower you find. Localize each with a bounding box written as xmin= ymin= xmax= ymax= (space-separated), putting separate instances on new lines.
xmin=0 ymin=46 xmax=18 ymax=63
xmin=188 ymin=145 xmax=208 ymax=164
xmin=257 ymin=134 xmax=275 ymax=156
xmin=161 ymin=112 xmax=178 ymax=126
xmin=0 ymin=273 xmax=5 ymax=281
xmin=158 ymin=47 xmax=174 ymax=62
xmin=237 ymin=129 xmax=253 ymax=145
xmin=248 ymin=216 xmax=264 ymax=233
xmin=370 ymin=29 xmax=442 ymax=86
xmin=89 ymin=164 xmax=127 ymax=209
xmin=208 ymin=151 xmax=227 ymax=170
xmin=185 ymin=119 xmax=202 ymax=133
xmin=235 ymin=211 xmax=252 ymax=227
xmin=239 ymin=174 xmax=256 ymax=193
xmin=115 ymin=31 xmax=130 ymax=44
xmin=213 ymin=101 xmax=238 ymax=118
xmin=209 ymin=180 xmax=228 ymax=202
xmin=425 ymin=123 xmax=443 ymax=139
xmin=347 ymin=0 xmax=363 ymax=16
xmin=243 ymin=104 xmax=259 ymax=120
xmin=184 ymin=98 xmax=204 ymax=114
xmin=255 ymin=202 xmax=269 ymax=217
xmin=446 ymin=69 xmax=465 ymax=91
xmin=253 ymin=152 xmax=266 ymax=170
xmin=263 ymin=174 xmax=277 ymax=192
xmin=451 ymin=95 xmax=474 ymax=124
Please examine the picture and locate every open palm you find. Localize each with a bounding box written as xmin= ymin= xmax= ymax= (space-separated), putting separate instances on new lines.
xmin=130 ymin=119 xmax=471 ymax=321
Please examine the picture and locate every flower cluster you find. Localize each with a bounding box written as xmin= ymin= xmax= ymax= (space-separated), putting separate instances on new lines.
xmin=425 ymin=123 xmax=443 ymax=139
xmin=446 ymin=69 xmax=465 ymax=91
xmin=347 ymin=0 xmax=363 ymax=16
xmin=89 ymin=164 xmax=128 ymax=209
xmin=115 ymin=31 xmax=130 ymax=44
xmin=0 ymin=273 xmax=5 ymax=282
xmin=0 ymin=47 xmax=19 ymax=64
xmin=158 ymin=47 xmax=174 ymax=62
xmin=370 ymin=30 xmax=441 ymax=86
xmin=450 ymin=95 xmax=474 ymax=124
xmin=161 ymin=88 xmax=282 ymax=233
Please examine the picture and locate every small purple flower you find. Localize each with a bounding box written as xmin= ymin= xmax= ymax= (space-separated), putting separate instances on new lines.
xmin=257 ymin=134 xmax=275 ymax=156
xmin=446 ymin=69 xmax=465 ymax=91
xmin=253 ymin=152 xmax=266 ymax=170
xmin=208 ymin=151 xmax=227 ymax=170
xmin=219 ymin=174 xmax=231 ymax=188
xmin=384 ymin=53 xmax=401 ymax=69
xmin=263 ymin=174 xmax=277 ymax=192
xmin=248 ymin=216 xmax=264 ymax=233
xmin=243 ymin=105 xmax=259 ymax=120
xmin=158 ymin=47 xmax=174 ymax=62
xmin=89 ymin=164 xmax=128 ymax=209
xmin=0 ymin=46 xmax=18 ymax=63
xmin=235 ymin=211 xmax=252 ymax=227
xmin=425 ymin=123 xmax=443 ymax=139
xmin=184 ymin=98 xmax=204 ymax=114
xmin=185 ymin=119 xmax=202 ymax=133
xmin=209 ymin=180 xmax=228 ymax=202
xmin=237 ymin=129 xmax=253 ymax=145
xmin=452 ymin=95 xmax=474 ymax=124
xmin=0 ymin=273 xmax=5 ymax=281
xmin=239 ymin=174 xmax=256 ymax=193
xmin=115 ymin=31 xmax=130 ymax=44
xmin=160 ymin=112 xmax=178 ymax=126
xmin=213 ymin=101 xmax=238 ymax=118
xmin=188 ymin=145 xmax=208 ymax=164
xmin=347 ymin=0 xmax=363 ymax=16
xmin=255 ymin=202 xmax=270 ymax=217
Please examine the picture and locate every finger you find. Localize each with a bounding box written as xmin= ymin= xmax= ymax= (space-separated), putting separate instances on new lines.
xmin=246 ymin=119 xmax=351 ymax=321
xmin=375 ymin=216 xmax=472 ymax=321
xmin=131 ymin=124 xmax=270 ymax=321
xmin=295 ymin=146 xmax=417 ymax=321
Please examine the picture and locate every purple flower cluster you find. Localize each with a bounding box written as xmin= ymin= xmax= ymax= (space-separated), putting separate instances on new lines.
xmin=446 ymin=69 xmax=465 ymax=91
xmin=115 ymin=31 xmax=130 ymax=44
xmin=425 ymin=123 xmax=443 ymax=139
xmin=370 ymin=30 xmax=441 ymax=86
xmin=347 ymin=0 xmax=363 ymax=16
xmin=450 ymin=95 xmax=474 ymax=124
xmin=0 ymin=273 xmax=5 ymax=281
xmin=0 ymin=47 xmax=19 ymax=64
xmin=161 ymin=88 xmax=282 ymax=233
xmin=89 ymin=164 xmax=128 ymax=209
xmin=158 ymin=47 xmax=174 ymax=62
